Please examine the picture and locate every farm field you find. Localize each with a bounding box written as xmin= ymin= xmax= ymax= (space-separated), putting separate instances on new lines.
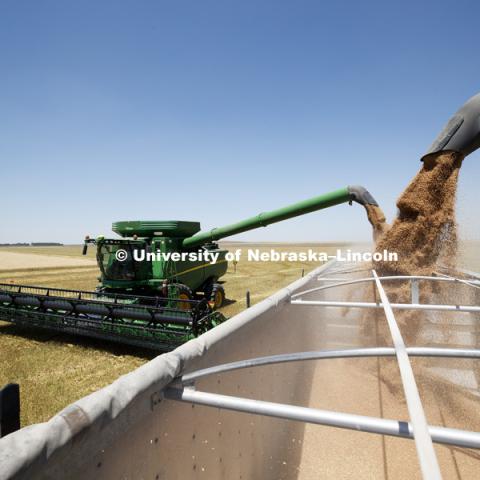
xmin=0 ymin=242 xmax=345 ymax=426
xmin=1 ymin=240 xmax=477 ymax=427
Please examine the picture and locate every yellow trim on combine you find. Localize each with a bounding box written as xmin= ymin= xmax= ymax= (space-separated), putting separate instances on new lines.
xmin=175 ymin=260 xmax=228 ymax=277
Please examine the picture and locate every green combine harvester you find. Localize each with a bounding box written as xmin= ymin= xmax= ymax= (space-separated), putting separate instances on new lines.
xmin=0 ymin=186 xmax=378 ymax=350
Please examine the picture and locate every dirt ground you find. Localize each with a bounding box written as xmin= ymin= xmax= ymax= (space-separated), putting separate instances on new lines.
xmin=0 ymin=250 xmax=96 ymax=271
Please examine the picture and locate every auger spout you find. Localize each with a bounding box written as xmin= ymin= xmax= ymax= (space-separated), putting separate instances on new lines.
xmin=182 ymin=186 xmax=379 ymax=249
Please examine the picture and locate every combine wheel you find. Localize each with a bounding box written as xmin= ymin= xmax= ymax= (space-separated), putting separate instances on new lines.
xmin=211 ymin=284 xmax=225 ymax=310
xmin=171 ymin=284 xmax=193 ymax=310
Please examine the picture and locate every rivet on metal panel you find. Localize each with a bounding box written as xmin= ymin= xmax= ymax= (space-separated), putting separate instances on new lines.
xmin=150 ymin=391 xmax=163 ymax=410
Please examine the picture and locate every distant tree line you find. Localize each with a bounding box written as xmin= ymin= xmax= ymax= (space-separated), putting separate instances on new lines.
xmin=0 ymin=242 xmax=63 ymax=247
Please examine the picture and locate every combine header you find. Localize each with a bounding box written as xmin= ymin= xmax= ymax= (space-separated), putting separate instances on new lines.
xmin=0 ymin=186 xmax=379 ymax=350
xmin=0 ymin=283 xmax=220 ymax=350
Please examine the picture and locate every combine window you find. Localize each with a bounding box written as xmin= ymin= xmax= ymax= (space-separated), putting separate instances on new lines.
xmin=98 ymin=243 xmax=150 ymax=281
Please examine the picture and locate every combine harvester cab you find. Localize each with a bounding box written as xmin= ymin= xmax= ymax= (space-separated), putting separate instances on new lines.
xmin=1 ymin=260 xmax=480 ymax=479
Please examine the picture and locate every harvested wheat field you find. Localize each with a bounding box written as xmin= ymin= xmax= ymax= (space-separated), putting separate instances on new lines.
xmin=0 ymin=242 xmax=340 ymax=426
xmin=0 ymin=250 xmax=96 ymax=271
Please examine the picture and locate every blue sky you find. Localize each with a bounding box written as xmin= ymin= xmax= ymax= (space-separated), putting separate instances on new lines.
xmin=1 ymin=0 xmax=479 ymax=244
